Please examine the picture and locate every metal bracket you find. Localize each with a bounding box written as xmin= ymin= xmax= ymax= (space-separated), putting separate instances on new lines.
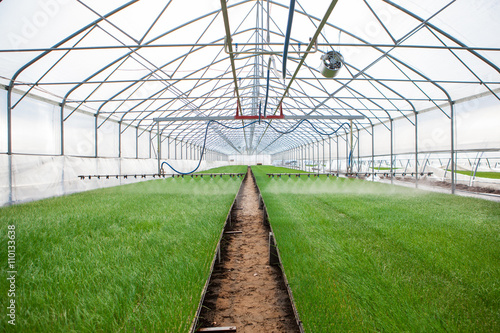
xmin=235 ymin=102 xmax=284 ymax=120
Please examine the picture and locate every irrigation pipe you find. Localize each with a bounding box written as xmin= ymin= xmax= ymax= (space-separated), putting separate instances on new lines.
xmin=282 ymin=0 xmax=296 ymax=79
xmin=263 ymin=56 xmax=272 ymax=118
xmin=161 ymin=119 xmax=349 ymax=174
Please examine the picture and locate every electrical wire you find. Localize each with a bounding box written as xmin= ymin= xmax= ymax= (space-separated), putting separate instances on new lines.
xmin=161 ymin=119 xmax=349 ymax=174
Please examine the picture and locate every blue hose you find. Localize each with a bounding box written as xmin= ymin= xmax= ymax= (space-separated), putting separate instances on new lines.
xmin=160 ymin=119 xmax=211 ymax=175
xmin=348 ymin=150 xmax=352 ymax=170
xmin=282 ymin=0 xmax=296 ymax=79
xmin=263 ymin=57 xmax=271 ymax=117
xmin=161 ymin=119 xmax=349 ymax=174
xmin=258 ymin=101 xmax=262 ymax=124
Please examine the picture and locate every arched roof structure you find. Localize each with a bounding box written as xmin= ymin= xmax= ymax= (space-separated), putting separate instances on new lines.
xmin=1 ymin=0 xmax=499 ymax=156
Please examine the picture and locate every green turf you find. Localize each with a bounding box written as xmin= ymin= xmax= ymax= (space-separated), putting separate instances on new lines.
xmin=195 ymin=165 xmax=247 ymax=174
xmin=448 ymin=169 xmax=500 ymax=179
xmin=371 ymin=167 xmax=399 ymax=170
xmin=253 ymin=165 xmax=500 ymax=333
xmin=0 ymin=165 xmax=246 ymax=332
xmin=263 ymin=166 xmax=310 ymax=173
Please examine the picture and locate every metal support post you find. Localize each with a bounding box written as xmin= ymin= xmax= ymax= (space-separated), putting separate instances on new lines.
xmin=157 ymin=122 xmax=161 ymax=175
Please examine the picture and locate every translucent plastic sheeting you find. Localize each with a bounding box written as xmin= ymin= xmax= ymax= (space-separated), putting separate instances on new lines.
xmin=393 ymin=115 xmax=416 ymax=155
xmin=0 ymin=154 xmax=229 ymax=207
xmin=0 ymin=89 xmax=7 ymax=153
xmin=0 ymin=155 xmax=9 ymax=205
xmin=97 ymin=120 xmax=119 ymax=158
xmin=358 ymin=128 xmax=373 ymax=157
xmin=455 ymin=93 xmax=500 ymax=150
xmin=11 ymin=93 xmax=60 ymax=155
xmin=138 ymin=132 xmax=151 ymax=159
xmin=63 ymin=109 xmax=96 ymax=156
xmin=121 ymin=126 xmax=136 ymax=158
xmin=2 ymin=155 xmax=150 ymax=206
xmin=274 ymin=89 xmax=499 ymax=165
xmin=373 ymin=123 xmax=392 ymax=156
xmin=336 ymin=136 xmax=348 ymax=159
xmin=228 ymin=154 xmax=272 ymax=165
xmin=417 ymin=107 xmax=452 ymax=153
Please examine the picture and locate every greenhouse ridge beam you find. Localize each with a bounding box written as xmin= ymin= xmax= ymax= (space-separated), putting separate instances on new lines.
xmin=153 ymin=115 xmax=365 ymax=122
xmin=114 ymin=107 xmax=413 ymax=115
xmin=65 ymin=96 xmax=451 ymax=103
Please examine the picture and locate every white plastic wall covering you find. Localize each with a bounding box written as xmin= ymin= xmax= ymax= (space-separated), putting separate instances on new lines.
xmin=148 ymin=130 xmax=152 ymax=159
xmin=11 ymin=95 xmax=60 ymax=155
xmin=164 ymin=136 xmax=168 ymax=159
xmin=0 ymin=156 xmax=230 ymax=207
xmin=0 ymin=89 xmax=7 ymax=153
xmin=97 ymin=120 xmax=119 ymax=158
xmin=455 ymin=94 xmax=500 ymax=150
xmin=121 ymin=126 xmax=136 ymax=158
xmin=138 ymin=131 xmax=150 ymax=159
xmin=160 ymin=136 xmax=168 ymax=160
xmin=136 ymin=127 xmax=139 ymax=159
xmin=0 ymin=155 xmax=9 ymax=205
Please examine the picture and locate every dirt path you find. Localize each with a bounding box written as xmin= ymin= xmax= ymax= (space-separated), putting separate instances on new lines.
xmin=198 ymin=168 xmax=299 ymax=333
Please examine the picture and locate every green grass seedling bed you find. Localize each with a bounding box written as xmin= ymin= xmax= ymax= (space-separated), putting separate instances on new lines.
xmin=448 ymin=169 xmax=500 ymax=179
xmin=0 ymin=165 xmax=246 ymax=332
xmin=371 ymin=167 xmax=399 ymax=171
xmin=253 ymin=165 xmax=500 ymax=332
xmin=194 ymin=165 xmax=247 ymax=174
xmin=264 ymin=166 xmax=310 ymax=174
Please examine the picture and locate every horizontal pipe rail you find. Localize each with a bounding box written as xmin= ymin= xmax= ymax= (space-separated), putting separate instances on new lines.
xmin=266 ymin=172 xmax=434 ymax=177
xmin=9 ymin=79 xmax=500 ymax=86
xmin=153 ymin=115 xmax=365 ymax=122
xmin=2 ymin=43 xmax=498 ymax=53
xmin=78 ymin=173 xmax=245 ymax=180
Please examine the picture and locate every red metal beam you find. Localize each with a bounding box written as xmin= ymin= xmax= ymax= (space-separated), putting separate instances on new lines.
xmin=234 ymin=102 xmax=284 ymax=120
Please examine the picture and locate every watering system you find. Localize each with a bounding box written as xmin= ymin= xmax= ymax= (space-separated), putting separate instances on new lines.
xmin=282 ymin=0 xmax=296 ymax=79
xmin=78 ymin=0 xmax=349 ymax=179
xmin=77 ymin=172 xmax=244 ymax=180
xmin=265 ymin=172 xmax=433 ymax=179
xmin=79 ymin=115 xmax=362 ymax=179
xmin=153 ymin=116 xmax=362 ymax=175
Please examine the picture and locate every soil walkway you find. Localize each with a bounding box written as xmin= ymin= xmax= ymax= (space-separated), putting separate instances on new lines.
xmin=198 ymin=168 xmax=299 ymax=332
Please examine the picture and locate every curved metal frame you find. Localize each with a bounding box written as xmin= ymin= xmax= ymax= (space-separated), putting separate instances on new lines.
xmin=4 ymin=0 xmax=500 ymax=194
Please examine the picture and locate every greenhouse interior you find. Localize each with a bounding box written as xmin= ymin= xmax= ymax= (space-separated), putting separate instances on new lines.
xmin=1 ymin=0 xmax=499 ymax=332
